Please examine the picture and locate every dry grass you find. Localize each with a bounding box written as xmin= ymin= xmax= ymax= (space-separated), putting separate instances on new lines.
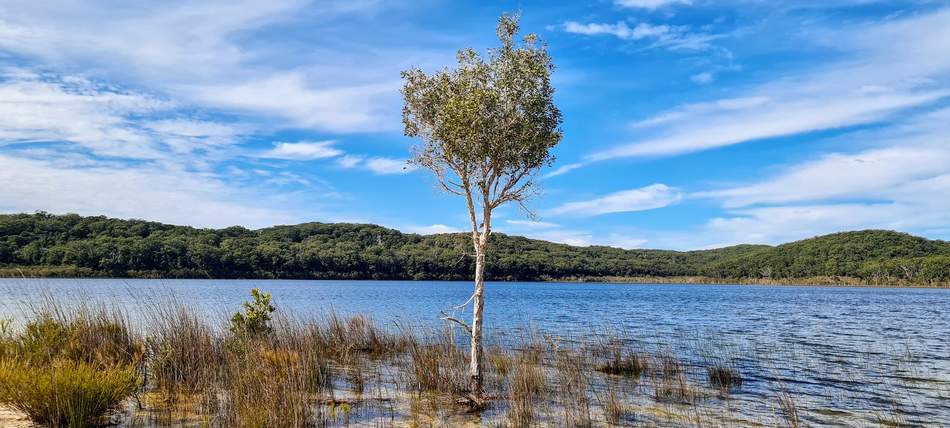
xmin=402 ymin=327 xmax=468 ymax=396
xmin=650 ymin=349 xmax=699 ymax=404
xmin=594 ymin=335 xmax=649 ymax=379
xmin=0 ymin=292 xmax=930 ymax=427
xmin=553 ymin=345 xmax=593 ymax=427
xmin=506 ymin=340 xmax=546 ymax=428
xmin=707 ymin=363 xmax=743 ymax=394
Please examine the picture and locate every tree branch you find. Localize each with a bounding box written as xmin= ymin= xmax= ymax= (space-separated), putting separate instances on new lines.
xmin=440 ymin=311 xmax=473 ymax=335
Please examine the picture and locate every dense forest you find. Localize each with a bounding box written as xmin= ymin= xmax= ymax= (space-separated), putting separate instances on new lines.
xmin=1 ymin=212 xmax=948 ymax=285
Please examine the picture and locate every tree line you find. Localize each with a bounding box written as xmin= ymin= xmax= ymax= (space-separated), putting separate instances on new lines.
xmin=1 ymin=212 xmax=948 ymax=285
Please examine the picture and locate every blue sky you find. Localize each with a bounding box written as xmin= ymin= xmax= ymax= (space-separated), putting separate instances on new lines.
xmin=1 ymin=0 xmax=949 ymax=250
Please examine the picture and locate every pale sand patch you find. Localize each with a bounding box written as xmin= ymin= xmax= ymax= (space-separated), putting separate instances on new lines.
xmin=0 ymin=406 xmax=33 ymax=427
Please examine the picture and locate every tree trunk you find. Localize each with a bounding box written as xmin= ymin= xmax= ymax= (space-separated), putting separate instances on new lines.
xmin=469 ymin=241 xmax=486 ymax=401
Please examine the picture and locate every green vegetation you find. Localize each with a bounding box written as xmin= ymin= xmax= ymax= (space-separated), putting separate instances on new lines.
xmin=0 ymin=360 xmax=139 ymax=427
xmin=1 ymin=212 xmax=949 ymax=285
xmin=230 ymin=288 xmax=276 ymax=338
xmin=0 ymin=305 xmax=141 ymax=426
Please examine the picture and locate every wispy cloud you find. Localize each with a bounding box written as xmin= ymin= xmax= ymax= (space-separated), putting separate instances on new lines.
xmin=364 ymin=157 xmax=415 ymax=175
xmin=672 ymin=107 xmax=950 ymax=248
xmin=543 ymin=162 xmax=586 ymax=178
xmin=0 ymin=153 xmax=301 ymax=228
xmin=0 ymin=0 xmax=420 ymax=133
xmin=260 ymin=141 xmax=343 ymax=160
xmin=505 ymin=219 xmax=560 ymax=229
xmin=562 ymin=21 xmax=718 ymax=51
xmin=587 ymin=8 xmax=950 ymax=162
xmin=614 ymin=0 xmax=691 ymax=9
xmin=547 ymin=184 xmax=681 ymax=217
xmin=0 ymin=70 xmax=246 ymax=163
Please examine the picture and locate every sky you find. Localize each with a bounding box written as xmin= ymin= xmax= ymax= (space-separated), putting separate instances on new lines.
xmin=1 ymin=0 xmax=950 ymax=250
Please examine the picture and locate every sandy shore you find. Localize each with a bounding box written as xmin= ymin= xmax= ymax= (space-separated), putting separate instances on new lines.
xmin=0 ymin=407 xmax=32 ymax=427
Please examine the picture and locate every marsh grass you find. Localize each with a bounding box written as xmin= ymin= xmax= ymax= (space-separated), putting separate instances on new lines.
xmin=0 ymin=300 xmax=142 ymax=427
xmin=707 ymin=363 xmax=743 ymax=394
xmin=402 ymin=327 xmax=468 ymax=397
xmin=650 ymin=348 xmax=700 ymax=404
xmin=552 ymin=344 xmax=593 ymax=427
xmin=596 ymin=378 xmax=625 ymax=426
xmin=0 ymin=292 xmax=932 ymax=427
xmin=594 ymin=335 xmax=649 ymax=379
xmin=506 ymin=340 xmax=546 ymax=428
xmin=0 ymin=359 xmax=139 ymax=427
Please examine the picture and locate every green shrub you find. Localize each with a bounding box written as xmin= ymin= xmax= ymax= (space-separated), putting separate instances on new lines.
xmin=0 ymin=359 xmax=139 ymax=427
xmin=230 ymin=288 xmax=275 ymax=338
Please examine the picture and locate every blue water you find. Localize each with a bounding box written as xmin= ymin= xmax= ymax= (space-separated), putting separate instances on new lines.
xmin=1 ymin=279 xmax=948 ymax=425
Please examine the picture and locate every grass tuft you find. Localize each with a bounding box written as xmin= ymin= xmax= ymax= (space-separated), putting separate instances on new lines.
xmin=0 ymin=359 xmax=139 ymax=427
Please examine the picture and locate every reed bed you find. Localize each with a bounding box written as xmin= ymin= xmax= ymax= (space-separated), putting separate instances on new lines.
xmin=0 ymin=290 xmax=935 ymax=427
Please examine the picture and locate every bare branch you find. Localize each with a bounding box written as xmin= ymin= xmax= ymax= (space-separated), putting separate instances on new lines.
xmin=440 ymin=311 xmax=472 ymax=335
xmin=452 ymin=290 xmax=477 ymax=310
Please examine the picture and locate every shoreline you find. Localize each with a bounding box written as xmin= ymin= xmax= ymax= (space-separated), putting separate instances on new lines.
xmin=1 ymin=267 xmax=947 ymax=288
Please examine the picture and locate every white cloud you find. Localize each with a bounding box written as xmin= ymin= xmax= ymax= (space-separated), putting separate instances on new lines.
xmin=543 ymin=162 xmax=586 ymax=178
xmin=364 ymin=157 xmax=414 ymax=175
xmin=336 ymin=155 xmax=365 ymax=168
xmin=0 ymin=0 xmax=415 ymax=133
xmin=334 ymin=154 xmax=416 ymax=175
xmin=701 ymin=145 xmax=950 ymax=209
xmin=670 ymin=107 xmax=950 ymax=249
xmin=615 ymin=0 xmax=691 ymax=9
xmin=591 ymin=90 xmax=947 ymax=160
xmin=0 ymin=71 xmax=247 ymax=162
xmin=190 ymin=73 xmax=400 ymax=133
xmin=564 ymin=22 xmax=671 ymax=40
xmin=408 ymin=224 xmax=462 ymax=235
xmin=704 ymin=203 xmax=945 ymax=246
xmin=505 ymin=219 xmax=560 ymax=229
xmin=588 ymin=8 xmax=950 ymax=162
xmin=563 ymin=21 xmax=716 ymax=51
xmin=518 ymin=229 xmax=648 ymax=249
xmin=690 ymin=71 xmax=714 ymax=84
xmin=0 ymin=154 xmax=299 ymax=229
xmin=603 ymin=234 xmax=648 ymax=249
xmin=0 ymin=72 xmax=170 ymax=159
xmin=261 ymin=141 xmax=343 ymax=160
xmin=547 ymin=184 xmax=682 ymax=217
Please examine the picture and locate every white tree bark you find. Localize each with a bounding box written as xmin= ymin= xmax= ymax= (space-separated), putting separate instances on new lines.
xmin=469 ymin=242 xmax=486 ymax=399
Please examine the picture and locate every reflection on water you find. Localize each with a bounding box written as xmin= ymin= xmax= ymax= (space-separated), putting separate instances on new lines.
xmin=0 ymin=278 xmax=948 ymax=426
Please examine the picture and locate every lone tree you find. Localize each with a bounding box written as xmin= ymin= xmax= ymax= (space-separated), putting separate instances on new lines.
xmin=400 ymin=13 xmax=563 ymax=401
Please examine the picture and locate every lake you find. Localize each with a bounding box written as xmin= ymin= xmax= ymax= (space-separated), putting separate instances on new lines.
xmin=1 ymin=278 xmax=948 ymax=426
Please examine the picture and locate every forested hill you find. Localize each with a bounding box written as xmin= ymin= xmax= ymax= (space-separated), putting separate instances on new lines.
xmin=1 ymin=213 xmax=948 ymax=285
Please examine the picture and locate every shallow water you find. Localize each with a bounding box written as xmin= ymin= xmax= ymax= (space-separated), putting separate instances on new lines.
xmin=1 ymin=278 xmax=948 ymax=426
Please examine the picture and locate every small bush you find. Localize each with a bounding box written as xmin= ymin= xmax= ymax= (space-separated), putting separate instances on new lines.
xmin=230 ymin=288 xmax=276 ymax=338
xmin=0 ymin=359 xmax=138 ymax=427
